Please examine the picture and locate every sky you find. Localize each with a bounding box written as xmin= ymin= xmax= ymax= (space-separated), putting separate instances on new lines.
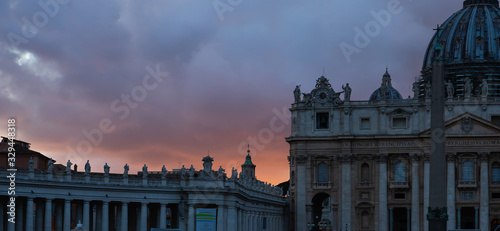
xmin=0 ymin=0 xmax=461 ymax=184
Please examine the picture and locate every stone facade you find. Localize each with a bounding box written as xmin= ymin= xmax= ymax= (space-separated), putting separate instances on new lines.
xmin=0 ymin=152 xmax=287 ymax=231
xmin=287 ymin=73 xmax=500 ymax=231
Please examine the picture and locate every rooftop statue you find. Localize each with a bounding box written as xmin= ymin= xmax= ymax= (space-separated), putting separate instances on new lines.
xmin=446 ymin=80 xmax=454 ymax=98
xmin=48 ymin=158 xmax=54 ymax=173
xmin=142 ymin=164 xmax=148 ymax=178
xmin=66 ymin=160 xmax=72 ymax=173
xmin=29 ymin=157 xmax=34 ymax=171
xmin=85 ymin=160 xmax=91 ymax=175
xmin=104 ymin=163 xmax=110 ymax=175
xmin=342 ymin=83 xmax=351 ymax=101
xmin=294 ymin=85 xmax=301 ymax=103
xmin=162 ymin=165 xmax=167 ymax=178
xmin=481 ymin=79 xmax=489 ymax=97
xmin=123 ymin=164 xmax=129 ymax=177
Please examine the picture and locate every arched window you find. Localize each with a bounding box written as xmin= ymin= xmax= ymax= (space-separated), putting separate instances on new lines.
xmin=395 ymin=162 xmax=406 ymax=182
xmin=361 ymin=211 xmax=370 ymax=229
xmin=318 ymin=163 xmax=328 ymax=183
xmin=492 ymin=162 xmax=500 ymax=182
xmin=361 ymin=163 xmax=370 ymax=183
xmin=462 ymin=160 xmax=474 ymax=181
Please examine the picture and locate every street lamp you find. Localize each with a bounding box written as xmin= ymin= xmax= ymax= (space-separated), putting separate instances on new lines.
xmin=306 ymin=222 xmax=315 ymax=231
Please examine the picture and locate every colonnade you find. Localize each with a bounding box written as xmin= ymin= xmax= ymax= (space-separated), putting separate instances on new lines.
xmin=2 ymin=197 xmax=176 ymax=231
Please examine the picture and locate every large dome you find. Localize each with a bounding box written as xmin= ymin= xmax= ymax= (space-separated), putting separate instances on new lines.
xmin=420 ymin=0 xmax=500 ymax=98
xmin=423 ymin=0 xmax=500 ymax=69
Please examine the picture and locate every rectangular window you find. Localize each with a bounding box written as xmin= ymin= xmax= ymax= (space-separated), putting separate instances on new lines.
xmin=318 ymin=163 xmax=328 ymax=183
xmin=492 ymin=193 xmax=500 ymax=199
xmin=392 ymin=117 xmax=407 ymax=128
xmin=492 ymin=115 xmax=500 ymax=126
xmin=463 ymin=160 xmax=474 ymax=181
xmin=316 ymin=112 xmax=329 ymax=129
xmin=360 ymin=118 xmax=371 ymax=130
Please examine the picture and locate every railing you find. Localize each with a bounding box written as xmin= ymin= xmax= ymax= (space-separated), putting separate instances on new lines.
xmin=457 ymin=180 xmax=478 ymax=188
xmin=357 ymin=182 xmax=373 ymax=188
xmin=389 ymin=181 xmax=409 ymax=189
xmin=313 ymin=181 xmax=332 ymax=189
xmin=491 ymin=180 xmax=500 ymax=186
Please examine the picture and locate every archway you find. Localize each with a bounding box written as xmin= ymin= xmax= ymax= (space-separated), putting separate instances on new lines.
xmin=311 ymin=193 xmax=332 ymax=231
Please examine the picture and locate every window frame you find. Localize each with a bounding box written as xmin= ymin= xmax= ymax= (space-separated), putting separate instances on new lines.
xmin=315 ymin=112 xmax=330 ymax=130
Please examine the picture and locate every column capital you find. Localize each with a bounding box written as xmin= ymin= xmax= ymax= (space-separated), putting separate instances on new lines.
xmin=423 ymin=152 xmax=431 ymax=162
xmin=339 ymin=153 xmax=355 ymax=163
xmin=295 ymin=155 xmax=308 ymax=164
xmin=410 ymin=153 xmax=422 ymax=162
xmin=446 ymin=152 xmax=457 ymax=162
xmin=478 ymin=152 xmax=490 ymax=161
xmin=375 ymin=153 xmax=388 ymax=162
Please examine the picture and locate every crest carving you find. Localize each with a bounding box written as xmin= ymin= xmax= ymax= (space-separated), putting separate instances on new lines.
xmin=461 ymin=116 xmax=473 ymax=134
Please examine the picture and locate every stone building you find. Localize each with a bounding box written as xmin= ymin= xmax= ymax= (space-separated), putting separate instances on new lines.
xmin=0 ymin=144 xmax=287 ymax=231
xmin=287 ymin=1 xmax=500 ymax=230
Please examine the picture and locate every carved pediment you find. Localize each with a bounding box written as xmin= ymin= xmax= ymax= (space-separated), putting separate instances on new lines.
xmin=301 ymin=76 xmax=343 ymax=107
xmin=386 ymin=108 xmax=413 ymax=116
xmin=422 ymin=113 xmax=500 ymax=136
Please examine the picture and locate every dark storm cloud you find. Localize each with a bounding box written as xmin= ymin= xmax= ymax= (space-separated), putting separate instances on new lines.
xmin=0 ymin=0 xmax=462 ymax=183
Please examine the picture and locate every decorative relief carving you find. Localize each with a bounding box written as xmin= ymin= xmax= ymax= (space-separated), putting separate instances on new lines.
xmin=446 ymin=152 xmax=457 ymax=162
xmin=410 ymin=153 xmax=421 ymax=161
xmin=339 ymin=154 xmax=355 ymax=163
xmin=447 ymin=105 xmax=454 ymax=112
xmin=374 ymin=153 xmax=388 ymax=162
xmin=461 ymin=116 xmax=473 ymax=134
xmin=423 ymin=153 xmax=431 ymax=162
xmin=296 ymin=155 xmax=308 ymax=164
xmin=478 ymin=152 xmax=489 ymax=161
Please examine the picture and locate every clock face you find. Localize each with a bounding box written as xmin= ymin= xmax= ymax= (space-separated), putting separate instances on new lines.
xmin=316 ymin=90 xmax=329 ymax=102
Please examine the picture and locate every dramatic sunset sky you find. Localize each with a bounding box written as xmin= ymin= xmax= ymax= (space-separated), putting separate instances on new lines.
xmin=0 ymin=0 xmax=460 ymax=184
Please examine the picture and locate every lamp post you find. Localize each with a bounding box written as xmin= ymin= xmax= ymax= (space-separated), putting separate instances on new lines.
xmin=306 ymin=222 xmax=315 ymax=231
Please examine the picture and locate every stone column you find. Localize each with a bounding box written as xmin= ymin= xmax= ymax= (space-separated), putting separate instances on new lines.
xmin=64 ymin=199 xmax=71 ymax=231
xmin=340 ymin=154 xmax=352 ymax=229
xmin=446 ymin=153 xmax=456 ymax=230
xmin=102 ymin=201 xmax=109 ymax=231
xmin=227 ymin=205 xmax=237 ymax=231
xmin=121 ymin=202 xmax=128 ymax=231
xmin=411 ymin=153 xmax=420 ymax=231
xmin=83 ymin=200 xmax=90 ymax=230
xmin=480 ymin=152 xmax=489 ymax=231
xmin=423 ymin=153 xmax=430 ymax=231
xmin=377 ymin=153 xmax=388 ymax=231
xmin=187 ymin=204 xmax=195 ymax=231
xmin=26 ymin=198 xmax=34 ymax=231
xmin=44 ymin=199 xmax=52 ymax=231
xmin=296 ymin=155 xmax=307 ymax=231
xmin=140 ymin=202 xmax=147 ymax=231
xmin=160 ymin=203 xmax=167 ymax=228
xmin=217 ymin=205 xmax=225 ymax=231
